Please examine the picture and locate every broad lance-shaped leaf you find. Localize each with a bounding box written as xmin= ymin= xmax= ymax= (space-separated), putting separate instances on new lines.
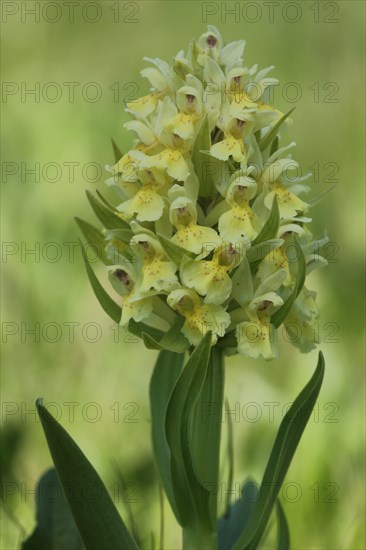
xmin=192 ymin=115 xmax=215 ymax=198
xmin=259 ymin=108 xmax=295 ymax=151
xmin=232 ymin=352 xmax=325 ymax=550
xmin=75 ymin=217 xmax=109 ymax=264
xmin=150 ymin=351 xmax=185 ymax=521
xmin=165 ymin=333 xmax=213 ymax=531
xmin=271 ymin=236 xmax=306 ymax=328
xmin=79 ymin=238 xmax=122 ymax=323
xmin=276 ymin=500 xmax=290 ymax=550
xmin=36 ymin=400 xmax=139 ymax=550
xmin=22 ymin=468 xmax=83 ymax=550
xmin=252 ymin=196 xmax=279 ymax=247
xmin=86 ymin=190 xmax=130 ymax=231
xmin=190 ymin=346 xmax=225 ymax=527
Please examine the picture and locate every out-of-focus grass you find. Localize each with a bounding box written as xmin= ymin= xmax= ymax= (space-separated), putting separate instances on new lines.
xmin=1 ymin=1 xmax=365 ymax=548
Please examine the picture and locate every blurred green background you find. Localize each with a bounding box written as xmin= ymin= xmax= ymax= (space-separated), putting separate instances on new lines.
xmin=1 ymin=1 xmax=365 ymax=548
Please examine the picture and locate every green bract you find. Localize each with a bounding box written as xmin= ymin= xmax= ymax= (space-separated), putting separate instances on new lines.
xmin=79 ymin=25 xmax=328 ymax=359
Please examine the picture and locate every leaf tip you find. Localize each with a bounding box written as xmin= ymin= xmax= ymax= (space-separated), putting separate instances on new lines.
xmin=36 ymin=397 xmax=44 ymax=409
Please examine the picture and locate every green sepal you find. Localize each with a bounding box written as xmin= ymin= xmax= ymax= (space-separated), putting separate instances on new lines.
xmin=271 ymin=235 xmax=306 ymax=328
xmin=79 ymin=238 xmax=122 ymax=323
xmin=232 ymin=352 xmax=325 ymax=550
xmin=150 ymin=351 xmax=185 ymax=521
xmin=157 ymin=234 xmax=195 ymax=266
xmin=36 ymin=400 xmax=139 ymax=550
xmin=252 ymin=196 xmax=280 ymax=246
xmin=86 ymin=190 xmax=130 ymax=230
xmin=259 ymin=108 xmax=295 ymax=152
xmin=192 ymin=116 xmax=215 ymax=198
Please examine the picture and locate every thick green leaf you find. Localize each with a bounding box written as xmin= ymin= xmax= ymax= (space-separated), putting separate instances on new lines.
xmin=22 ymin=468 xmax=83 ymax=550
xmin=192 ymin=116 xmax=215 ymax=198
xmin=36 ymin=400 xmax=139 ymax=550
xmin=79 ymin=239 xmax=122 ymax=323
xmin=259 ymin=108 xmax=295 ymax=151
xmin=150 ymin=351 xmax=185 ymax=520
xmin=252 ymin=196 xmax=279 ymax=247
xmin=111 ymin=138 xmax=123 ymax=163
xmin=86 ymin=190 xmax=130 ymax=230
xmin=75 ymin=217 xmax=108 ymax=264
xmin=276 ymin=500 xmax=290 ymax=550
xmin=165 ymin=333 xmax=212 ymax=529
xmin=217 ymin=480 xmax=258 ymax=550
xmin=232 ymin=352 xmax=325 ymax=550
xmin=157 ymin=234 xmax=195 ymax=266
xmin=190 ymin=346 xmax=225 ymax=527
xmin=271 ymin=236 xmax=306 ymax=328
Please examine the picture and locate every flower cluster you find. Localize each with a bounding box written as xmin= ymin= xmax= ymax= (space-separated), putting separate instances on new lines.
xmin=83 ymin=26 xmax=328 ymax=359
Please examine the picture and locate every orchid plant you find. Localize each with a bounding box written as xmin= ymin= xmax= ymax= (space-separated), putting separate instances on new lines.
xmin=27 ymin=27 xmax=327 ymax=550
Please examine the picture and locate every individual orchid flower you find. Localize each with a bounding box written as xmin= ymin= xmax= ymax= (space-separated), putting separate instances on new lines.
xmin=196 ymin=25 xmax=223 ymax=66
xmin=126 ymin=56 xmax=181 ymax=118
xmin=218 ymin=171 xmax=259 ymax=244
xmin=167 ymin=288 xmax=230 ymax=346
xmin=284 ymin=286 xmax=320 ymax=352
xmin=257 ymin=223 xmax=308 ymax=286
xmin=236 ymin=291 xmax=283 ymax=359
xmin=116 ymin=168 xmax=171 ymax=222
xmin=169 ymin=75 xmax=204 ymax=140
xmin=233 ymin=270 xmax=286 ymax=359
xmin=259 ymin=158 xmax=310 ymax=219
xmin=108 ymin=264 xmax=154 ymax=326
xmin=180 ymin=242 xmax=242 ymax=305
xmin=130 ymin=234 xmax=179 ymax=294
xmin=169 ymin=186 xmax=221 ymax=255
xmin=210 ymin=116 xmax=254 ymax=163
